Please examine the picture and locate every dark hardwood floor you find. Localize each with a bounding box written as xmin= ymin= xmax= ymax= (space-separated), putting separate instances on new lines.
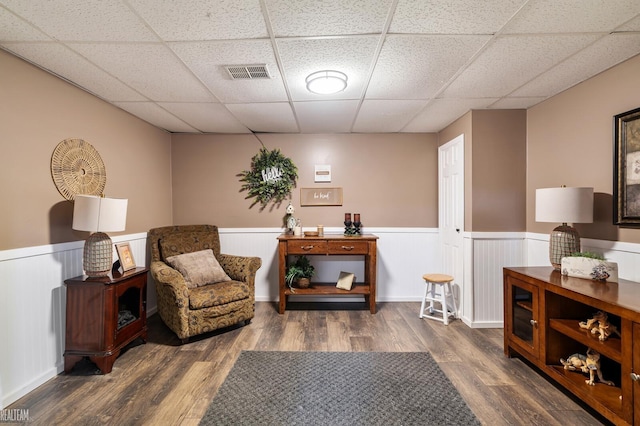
xmin=8 ymin=302 xmax=607 ymax=425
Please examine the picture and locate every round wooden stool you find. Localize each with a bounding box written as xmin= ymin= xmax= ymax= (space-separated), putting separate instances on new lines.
xmin=419 ymin=274 xmax=458 ymax=325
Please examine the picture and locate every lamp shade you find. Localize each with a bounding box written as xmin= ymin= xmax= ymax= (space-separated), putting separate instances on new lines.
xmin=535 ymin=186 xmax=593 ymax=270
xmin=535 ymin=187 xmax=593 ymax=224
xmin=73 ymin=195 xmax=128 ymax=232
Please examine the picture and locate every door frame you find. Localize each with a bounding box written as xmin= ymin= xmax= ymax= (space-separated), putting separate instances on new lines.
xmin=438 ymin=134 xmax=465 ymax=319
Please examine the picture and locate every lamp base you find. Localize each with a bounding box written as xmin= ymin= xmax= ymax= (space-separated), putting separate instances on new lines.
xmin=83 ymin=232 xmax=113 ymax=278
xmin=549 ymin=223 xmax=580 ymax=270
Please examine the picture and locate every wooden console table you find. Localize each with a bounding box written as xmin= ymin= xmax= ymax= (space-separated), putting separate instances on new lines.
xmin=277 ymin=234 xmax=378 ymax=314
xmin=64 ymin=267 xmax=148 ymax=374
xmin=504 ymin=266 xmax=640 ymax=425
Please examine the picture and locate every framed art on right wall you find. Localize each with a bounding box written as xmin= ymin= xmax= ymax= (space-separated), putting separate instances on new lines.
xmin=614 ymin=106 xmax=640 ymax=225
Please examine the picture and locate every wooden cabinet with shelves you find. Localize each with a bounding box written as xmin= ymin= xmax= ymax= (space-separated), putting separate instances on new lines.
xmin=504 ymin=267 xmax=640 ymax=425
xmin=277 ymin=234 xmax=378 ymax=314
xmin=64 ymin=267 xmax=148 ymax=374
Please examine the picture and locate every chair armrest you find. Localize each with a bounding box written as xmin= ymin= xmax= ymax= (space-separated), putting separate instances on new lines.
xmin=150 ymin=260 xmax=188 ymax=291
xmin=218 ymin=254 xmax=262 ymax=286
xmin=149 ymin=260 xmax=190 ymax=322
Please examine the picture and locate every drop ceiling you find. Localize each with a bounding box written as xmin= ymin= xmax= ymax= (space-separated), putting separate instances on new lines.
xmin=1 ymin=0 xmax=639 ymax=134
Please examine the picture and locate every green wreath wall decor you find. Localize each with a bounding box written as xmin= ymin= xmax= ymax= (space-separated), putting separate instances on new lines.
xmin=238 ymin=147 xmax=298 ymax=210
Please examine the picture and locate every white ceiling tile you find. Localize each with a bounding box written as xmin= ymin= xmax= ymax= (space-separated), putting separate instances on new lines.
xmin=128 ymin=0 xmax=268 ymax=40
xmin=0 ymin=7 xmax=50 ymax=41
xmin=443 ymin=34 xmax=600 ymax=98
xmin=616 ymin=14 xmax=640 ymax=32
xmin=390 ymin=0 xmax=528 ymax=34
xmin=159 ymin=103 xmax=251 ymax=133
xmin=403 ymin=98 xmax=497 ymax=132
xmin=1 ymin=42 xmax=146 ymax=101
xmin=367 ymin=35 xmax=490 ymax=99
xmin=266 ymin=0 xmax=394 ymax=37
xmin=0 ymin=0 xmax=157 ymax=41
xmin=353 ymin=100 xmax=426 ymax=133
xmin=489 ymin=97 xmax=545 ymax=109
xmin=70 ymin=43 xmax=213 ymax=102
xmin=113 ymin=102 xmax=198 ymax=132
xmin=277 ymin=36 xmax=379 ymax=102
xmin=170 ymin=40 xmax=288 ymax=103
xmin=225 ymin=103 xmax=299 ymax=133
xmin=294 ymin=100 xmax=360 ymax=133
xmin=502 ymin=0 xmax=640 ymax=34
xmin=511 ymin=34 xmax=640 ymax=98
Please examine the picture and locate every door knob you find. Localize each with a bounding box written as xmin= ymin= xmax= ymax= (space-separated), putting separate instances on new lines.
xmin=529 ymin=319 xmax=538 ymax=326
xmin=631 ymin=372 xmax=640 ymax=381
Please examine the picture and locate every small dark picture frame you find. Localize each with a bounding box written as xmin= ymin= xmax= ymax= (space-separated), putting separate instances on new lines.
xmin=115 ymin=242 xmax=136 ymax=271
xmin=614 ymin=106 xmax=640 ymax=225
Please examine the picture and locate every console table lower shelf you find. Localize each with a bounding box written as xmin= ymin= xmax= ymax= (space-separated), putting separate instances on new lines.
xmin=277 ymin=234 xmax=378 ymax=314
xmin=284 ymin=282 xmax=371 ymax=296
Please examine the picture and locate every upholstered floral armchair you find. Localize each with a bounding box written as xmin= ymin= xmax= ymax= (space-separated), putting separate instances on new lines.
xmin=148 ymin=225 xmax=261 ymax=343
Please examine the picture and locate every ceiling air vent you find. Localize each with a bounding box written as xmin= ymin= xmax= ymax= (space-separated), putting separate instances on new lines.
xmin=224 ymin=64 xmax=271 ymax=80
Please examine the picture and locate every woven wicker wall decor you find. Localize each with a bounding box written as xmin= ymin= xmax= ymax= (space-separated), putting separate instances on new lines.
xmin=51 ymin=138 xmax=106 ymax=200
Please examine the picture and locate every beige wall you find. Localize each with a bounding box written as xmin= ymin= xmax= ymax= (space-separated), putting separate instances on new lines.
xmin=437 ymin=110 xmax=527 ymax=232
xmin=171 ymin=133 xmax=439 ymax=228
xmin=0 ymin=50 xmax=173 ymax=251
xmin=472 ymin=109 xmax=527 ymax=231
xmin=527 ymin=54 xmax=640 ymax=244
xmin=4 ymin=43 xmax=638 ymax=249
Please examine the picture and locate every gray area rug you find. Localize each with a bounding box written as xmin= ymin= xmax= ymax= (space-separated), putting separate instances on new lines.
xmin=200 ymin=351 xmax=480 ymax=426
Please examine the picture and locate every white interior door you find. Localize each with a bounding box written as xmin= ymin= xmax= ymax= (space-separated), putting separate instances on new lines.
xmin=438 ymin=134 xmax=464 ymax=316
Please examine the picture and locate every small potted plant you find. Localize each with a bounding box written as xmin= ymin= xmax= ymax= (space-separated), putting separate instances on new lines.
xmin=561 ymin=252 xmax=618 ymax=282
xmin=285 ymin=255 xmax=315 ymax=290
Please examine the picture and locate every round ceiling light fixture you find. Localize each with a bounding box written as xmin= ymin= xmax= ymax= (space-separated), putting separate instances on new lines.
xmin=305 ymin=70 xmax=348 ymax=95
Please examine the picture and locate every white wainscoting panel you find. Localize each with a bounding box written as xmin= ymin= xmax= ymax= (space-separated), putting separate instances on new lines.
xmin=0 ymin=233 xmax=147 ymax=410
xmin=219 ymin=228 xmax=282 ymax=302
xmin=525 ymin=232 xmax=554 ymax=267
xmin=462 ymin=235 xmax=474 ymax=326
xmin=464 ymin=233 xmax=527 ymax=328
xmin=370 ymin=228 xmax=440 ymax=302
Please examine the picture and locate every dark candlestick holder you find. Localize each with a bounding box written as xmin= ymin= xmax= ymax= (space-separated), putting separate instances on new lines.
xmin=353 ymin=220 xmax=361 ymax=235
xmin=344 ymin=220 xmax=356 ymax=236
xmin=344 ymin=220 xmax=361 ymax=236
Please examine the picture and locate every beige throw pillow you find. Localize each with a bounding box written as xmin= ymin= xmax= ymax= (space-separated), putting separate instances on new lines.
xmin=165 ymin=249 xmax=231 ymax=289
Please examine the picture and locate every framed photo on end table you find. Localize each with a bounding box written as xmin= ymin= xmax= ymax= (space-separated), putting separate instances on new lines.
xmin=614 ymin=106 xmax=640 ymax=225
xmin=115 ymin=242 xmax=136 ymax=271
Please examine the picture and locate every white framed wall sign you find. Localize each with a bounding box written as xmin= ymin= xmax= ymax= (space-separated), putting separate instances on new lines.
xmin=314 ymin=165 xmax=331 ymax=182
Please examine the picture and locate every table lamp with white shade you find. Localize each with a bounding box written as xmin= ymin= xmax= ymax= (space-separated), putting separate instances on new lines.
xmin=73 ymin=194 xmax=128 ymax=277
xmin=535 ymin=186 xmax=593 ymax=270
